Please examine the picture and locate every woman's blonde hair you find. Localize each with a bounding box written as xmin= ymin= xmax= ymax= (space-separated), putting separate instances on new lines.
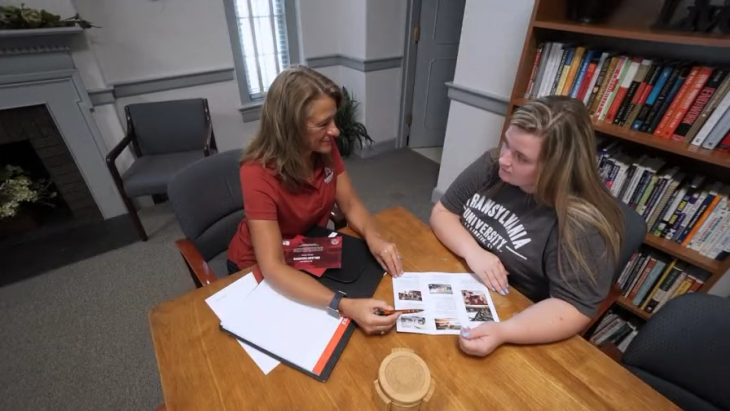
xmin=493 ymin=96 xmax=624 ymax=284
xmin=242 ymin=65 xmax=342 ymax=191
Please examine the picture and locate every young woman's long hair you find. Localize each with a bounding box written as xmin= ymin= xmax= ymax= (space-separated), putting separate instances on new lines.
xmin=492 ymin=96 xmax=624 ymax=284
xmin=242 ymin=65 xmax=342 ymax=191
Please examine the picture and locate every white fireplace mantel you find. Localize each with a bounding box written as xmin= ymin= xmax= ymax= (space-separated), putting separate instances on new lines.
xmin=0 ymin=26 xmax=83 ymax=54
xmin=0 ymin=27 xmax=126 ymax=219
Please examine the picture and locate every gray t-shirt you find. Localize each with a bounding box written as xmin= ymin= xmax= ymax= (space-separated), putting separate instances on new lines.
xmin=440 ymin=152 xmax=613 ymax=318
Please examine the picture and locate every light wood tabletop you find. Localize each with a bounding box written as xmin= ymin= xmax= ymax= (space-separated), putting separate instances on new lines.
xmin=149 ymin=206 xmax=678 ymax=410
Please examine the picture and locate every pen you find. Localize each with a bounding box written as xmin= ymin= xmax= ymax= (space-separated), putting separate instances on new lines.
xmin=374 ymin=308 xmax=424 ymax=316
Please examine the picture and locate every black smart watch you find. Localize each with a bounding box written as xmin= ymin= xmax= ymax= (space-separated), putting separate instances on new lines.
xmin=327 ymin=290 xmax=347 ymax=318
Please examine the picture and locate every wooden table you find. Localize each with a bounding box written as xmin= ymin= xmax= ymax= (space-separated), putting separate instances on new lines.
xmin=150 ymin=206 xmax=677 ymax=410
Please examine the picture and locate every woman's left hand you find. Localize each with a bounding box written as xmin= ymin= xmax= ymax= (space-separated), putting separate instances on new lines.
xmin=367 ymin=236 xmax=404 ymax=277
xmin=459 ymin=322 xmax=506 ymax=357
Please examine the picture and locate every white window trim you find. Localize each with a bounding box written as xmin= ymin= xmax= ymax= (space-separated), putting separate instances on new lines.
xmin=223 ymin=0 xmax=302 ymax=122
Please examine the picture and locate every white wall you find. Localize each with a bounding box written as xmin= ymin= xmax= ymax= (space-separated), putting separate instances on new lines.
xmin=22 ymin=0 xmax=406 ymax=162
xmin=298 ymin=0 xmax=339 ymax=59
xmin=364 ymin=68 xmax=402 ymax=144
xmin=67 ymin=0 xmax=252 ymax=159
xmin=339 ymin=0 xmax=368 ymax=59
xmin=366 ymin=0 xmax=407 ymax=59
xmin=72 ymin=0 xmax=233 ymax=83
xmin=436 ymin=0 xmax=533 ymax=193
xmin=298 ymin=0 xmax=407 ymax=145
xmin=361 ymin=0 xmax=407 ymax=144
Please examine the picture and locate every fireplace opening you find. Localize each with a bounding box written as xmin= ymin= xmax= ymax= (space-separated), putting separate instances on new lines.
xmin=0 ymin=140 xmax=73 ymax=235
xmin=0 ymin=105 xmax=102 ymax=244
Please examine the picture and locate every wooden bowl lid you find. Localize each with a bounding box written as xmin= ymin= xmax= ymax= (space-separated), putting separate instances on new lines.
xmin=378 ymin=350 xmax=431 ymax=406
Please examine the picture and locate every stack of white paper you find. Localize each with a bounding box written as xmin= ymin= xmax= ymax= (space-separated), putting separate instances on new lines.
xmin=220 ymin=280 xmax=349 ymax=376
xmin=205 ymin=273 xmax=280 ymax=375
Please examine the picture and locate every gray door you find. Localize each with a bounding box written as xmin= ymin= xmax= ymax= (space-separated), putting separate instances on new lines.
xmin=408 ymin=0 xmax=465 ymax=148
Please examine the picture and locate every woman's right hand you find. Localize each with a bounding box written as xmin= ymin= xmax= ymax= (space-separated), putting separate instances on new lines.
xmin=464 ymin=247 xmax=509 ymax=295
xmin=339 ymin=298 xmax=400 ymax=335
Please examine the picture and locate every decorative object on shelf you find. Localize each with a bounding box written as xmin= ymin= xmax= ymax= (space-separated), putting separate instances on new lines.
xmin=334 ymin=86 xmax=373 ymax=157
xmin=0 ymin=4 xmax=97 ymax=30
xmin=718 ymin=0 xmax=730 ymax=33
xmin=0 ymin=165 xmax=56 ymax=220
xmin=373 ymin=348 xmax=435 ymax=411
xmin=652 ymin=0 xmax=730 ymax=34
xmin=566 ymin=0 xmax=623 ymax=24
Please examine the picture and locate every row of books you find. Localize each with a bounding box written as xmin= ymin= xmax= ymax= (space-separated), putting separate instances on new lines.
xmin=617 ymin=252 xmax=709 ymax=314
xmin=525 ymin=42 xmax=730 ymax=151
xmin=589 ymin=310 xmax=639 ymax=352
xmin=597 ymin=141 xmax=730 ymax=260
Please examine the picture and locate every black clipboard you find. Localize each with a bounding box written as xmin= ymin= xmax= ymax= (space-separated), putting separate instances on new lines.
xmin=221 ymin=226 xmax=385 ymax=382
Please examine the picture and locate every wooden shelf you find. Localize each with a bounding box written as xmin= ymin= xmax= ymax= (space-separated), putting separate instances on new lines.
xmin=591 ymin=120 xmax=730 ymax=168
xmin=512 ymin=97 xmax=730 ymax=168
xmin=533 ymin=18 xmax=730 ymax=48
xmin=643 ymin=234 xmax=724 ymax=274
xmin=616 ymin=296 xmax=652 ymax=321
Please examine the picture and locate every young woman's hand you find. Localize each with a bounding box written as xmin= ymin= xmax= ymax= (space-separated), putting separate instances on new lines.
xmin=464 ymin=247 xmax=509 ymax=295
xmin=459 ymin=322 xmax=506 ymax=357
xmin=339 ymin=298 xmax=400 ymax=335
xmin=366 ymin=236 xmax=404 ymax=277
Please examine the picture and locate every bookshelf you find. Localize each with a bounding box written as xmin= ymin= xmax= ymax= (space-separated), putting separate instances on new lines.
xmin=506 ymin=0 xmax=730 ymax=357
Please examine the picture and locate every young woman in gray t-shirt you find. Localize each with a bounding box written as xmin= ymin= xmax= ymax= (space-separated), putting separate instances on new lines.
xmin=431 ymin=96 xmax=624 ymax=357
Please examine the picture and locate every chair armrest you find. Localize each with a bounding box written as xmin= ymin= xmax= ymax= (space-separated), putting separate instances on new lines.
xmin=106 ymin=132 xmax=134 ymax=167
xmin=175 ymin=239 xmax=218 ymax=287
xmin=330 ymin=206 xmax=347 ymax=230
xmin=581 ymin=286 xmax=622 ymax=338
xmin=203 ymin=124 xmax=216 ymax=156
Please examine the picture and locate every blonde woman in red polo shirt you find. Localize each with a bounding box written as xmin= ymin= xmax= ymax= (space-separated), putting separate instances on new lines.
xmin=227 ymin=66 xmax=403 ymax=335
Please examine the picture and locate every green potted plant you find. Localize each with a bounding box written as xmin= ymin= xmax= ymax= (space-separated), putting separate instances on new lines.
xmin=334 ymin=86 xmax=373 ymax=157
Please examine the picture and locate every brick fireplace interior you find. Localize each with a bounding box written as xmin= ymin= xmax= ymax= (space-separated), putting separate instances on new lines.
xmin=0 ymin=105 xmax=102 ymax=243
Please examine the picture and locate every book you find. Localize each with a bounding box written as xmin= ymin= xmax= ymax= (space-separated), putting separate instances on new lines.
xmin=522 ymin=42 xmax=730 ymax=153
xmin=391 ymin=272 xmax=500 ymax=335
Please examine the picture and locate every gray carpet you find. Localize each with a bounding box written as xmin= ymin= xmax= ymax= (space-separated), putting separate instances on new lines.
xmin=0 ymin=148 xmax=439 ymax=411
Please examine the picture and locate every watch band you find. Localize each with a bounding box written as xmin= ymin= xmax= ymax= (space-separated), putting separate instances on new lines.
xmin=328 ymin=290 xmax=346 ymax=316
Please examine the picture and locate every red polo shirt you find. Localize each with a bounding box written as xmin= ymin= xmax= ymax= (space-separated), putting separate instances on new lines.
xmin=227 ymin=139 xmax=346 ymax=270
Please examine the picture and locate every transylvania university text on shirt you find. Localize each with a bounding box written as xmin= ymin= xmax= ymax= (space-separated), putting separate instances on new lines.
xmin=461 ymin=193 xmax=532 ymax=260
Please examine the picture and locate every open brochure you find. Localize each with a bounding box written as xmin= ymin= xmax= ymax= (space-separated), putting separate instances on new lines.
xmin=392 ymin=272 xmax=500 ymax=335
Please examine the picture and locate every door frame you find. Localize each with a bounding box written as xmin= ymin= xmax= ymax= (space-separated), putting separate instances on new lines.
xmin=396 ymin=0 xmax=422 ymax=149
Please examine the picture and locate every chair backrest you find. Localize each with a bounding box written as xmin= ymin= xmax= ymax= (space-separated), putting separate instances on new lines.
xmin=168 ymin=149 xmax=244 ymax=261
xmin=615 ymin=199 xmax=647 ymax=283
xmin=622 ymin=293 xmax=730 ymax=411
xmin=126 ymin=98 xmax=210 ymax=156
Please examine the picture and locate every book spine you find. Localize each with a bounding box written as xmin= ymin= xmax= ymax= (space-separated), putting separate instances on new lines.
xmin=645 ymin=67 xmax=688 ymax=134
xmin=664 ymin=66 xmax=714 ymax=140
xmin=687 ymin=75 xmax=730 ymax=142
xmin=654 ymin=65 xmax=701 ymax=138
xmin=672 ymin=69 xmax=727 ymax=141
xmin=633 ymin=66 xmax=673 ymax=130
xmin=525 ymin=43 xmax=545 ymax=98
xmin=590 ymin=56 xmax=621 ymax=116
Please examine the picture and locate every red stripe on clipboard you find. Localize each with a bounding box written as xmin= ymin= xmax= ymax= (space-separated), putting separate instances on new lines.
xmin=312 ymin=317 xmax=351 ymax=375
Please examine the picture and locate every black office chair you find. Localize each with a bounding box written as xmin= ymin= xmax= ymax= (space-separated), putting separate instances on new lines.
xmin=582 ymin=199 xmax=647 ymax=336
xmin=107 ymin=98 xmax=217 ymax=241
xmin=621 ymin=293 xmax=730 ymax=411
